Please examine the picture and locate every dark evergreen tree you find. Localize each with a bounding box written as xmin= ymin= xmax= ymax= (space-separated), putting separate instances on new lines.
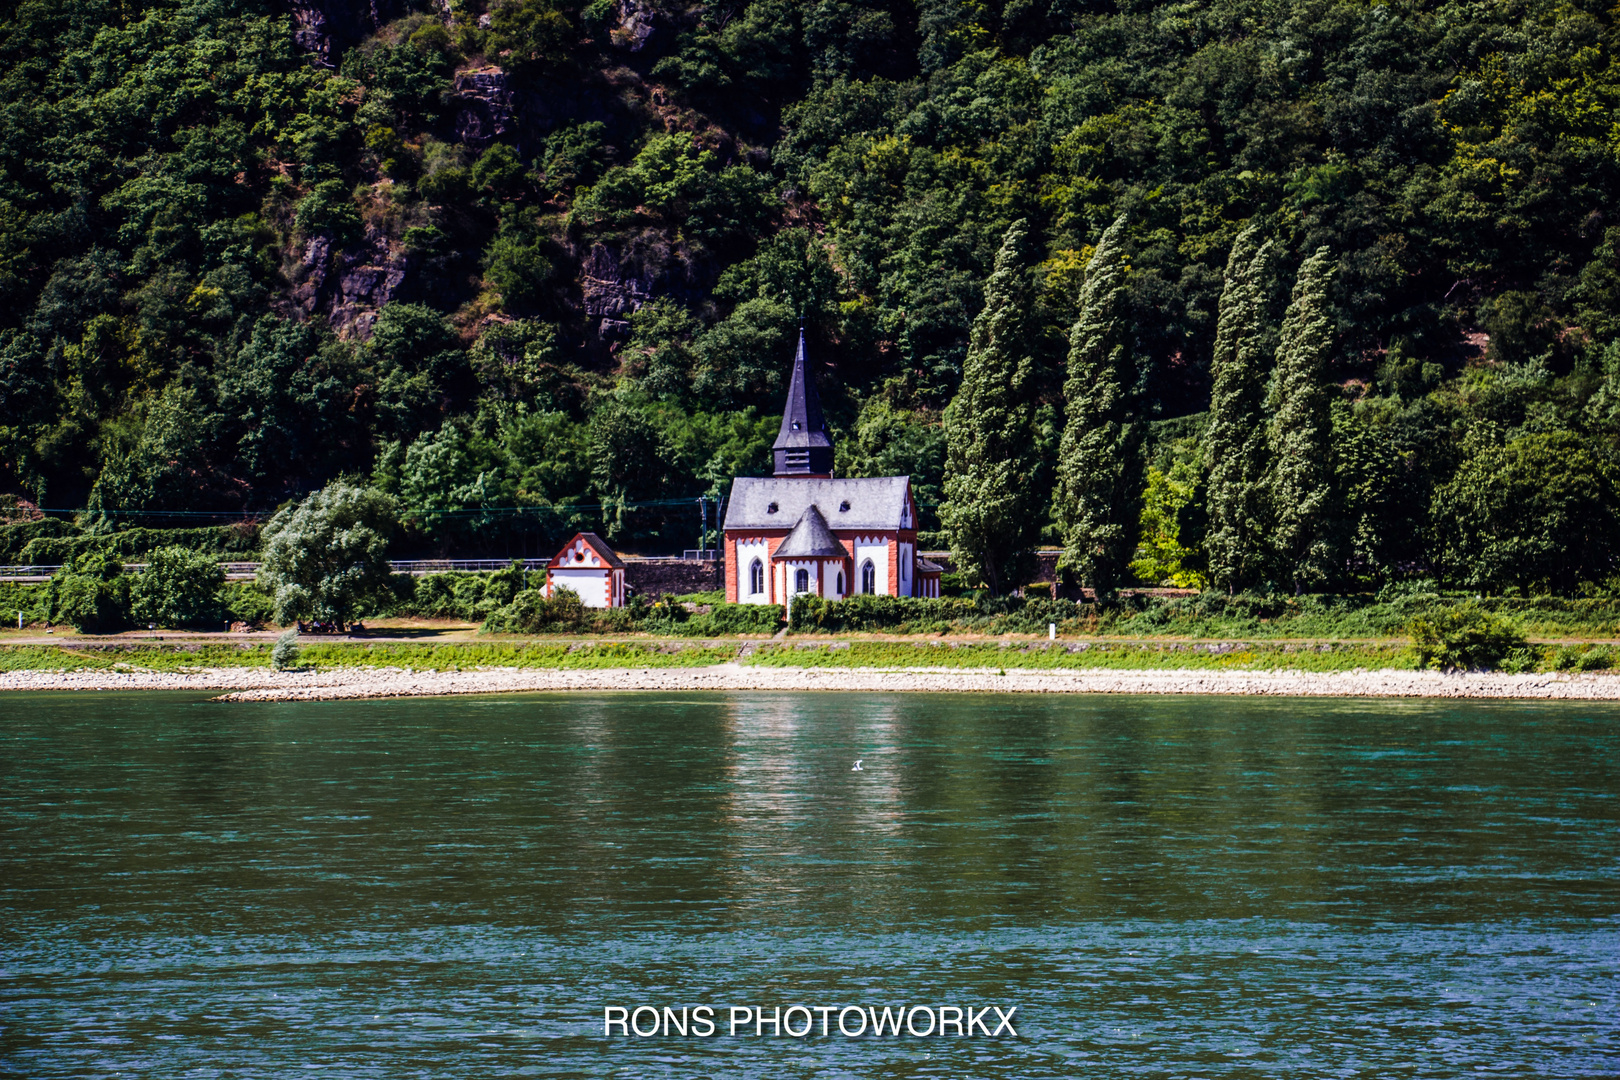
xmin=1269 ymin=247 xmax=1338 ymax=592
xmin=1056 ymin=214 xmax=1138 ymax=598
xmin=939 ymin=219 xmax=1041 ymax=594
xmin=1204 ymin=226 xmax=1278 ymax=592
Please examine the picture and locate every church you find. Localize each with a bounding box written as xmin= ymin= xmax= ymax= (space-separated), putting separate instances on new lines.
xmin=722 ymin=332 xmax=943 ymax=607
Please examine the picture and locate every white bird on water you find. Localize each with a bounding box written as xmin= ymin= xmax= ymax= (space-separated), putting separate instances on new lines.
xmin=851 ymin=760 xmax=863 ymax=772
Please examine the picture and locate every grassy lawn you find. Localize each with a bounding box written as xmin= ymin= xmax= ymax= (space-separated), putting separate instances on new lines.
xmin=3 ymin=632 xmax=1617 ymax=676
xmin=747 ymin=640 xmax=1422 ymax=673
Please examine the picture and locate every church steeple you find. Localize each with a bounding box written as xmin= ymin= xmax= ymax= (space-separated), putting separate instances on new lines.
xmin=772 ymin=327 xmax=835 ymax=477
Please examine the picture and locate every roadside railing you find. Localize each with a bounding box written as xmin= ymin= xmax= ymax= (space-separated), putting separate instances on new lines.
xmin=0 ymin=555 xmax=726 ymax=580
xmin=0 ymin=564 xmax=62 ymax=578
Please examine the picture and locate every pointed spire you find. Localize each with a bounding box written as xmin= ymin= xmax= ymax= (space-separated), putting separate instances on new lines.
xmin=773 ymin=325 xmax=835 ymax=477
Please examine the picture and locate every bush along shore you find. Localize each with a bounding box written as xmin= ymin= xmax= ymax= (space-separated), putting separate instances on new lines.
xmin=10 ymin=567 xmax=1620 ymax=643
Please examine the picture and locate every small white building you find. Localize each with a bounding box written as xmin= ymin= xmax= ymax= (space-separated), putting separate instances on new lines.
xmin=545 ymin=532 xmax=626 ymax=608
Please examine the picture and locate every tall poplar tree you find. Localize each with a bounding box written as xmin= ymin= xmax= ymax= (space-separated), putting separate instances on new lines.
xmin=1269 ymin=246 xmax=1338 ymax=592
xmin=1055 ymin=214 xmax=1138 ymax=598
xmin=939 ymin=219 xmax=1042 ymax=594
xmin=1204 ymin=225 xmax=1278 ymax=592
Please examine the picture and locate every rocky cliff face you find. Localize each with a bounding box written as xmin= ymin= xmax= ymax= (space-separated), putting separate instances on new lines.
xmin=453 ymin=68 xmax=518 ymax=149
xmin=608 ymin=0 xmax=660 ymax=52
xmin=288 ymin=227 xmax=411 ymax=341
xmin=580 ymin=243 xmax=652 ymax=342
xmin=275 ymin=0 xmax=699 ymax=353
xmin=281 ymin=0 xmax=405 ymax=66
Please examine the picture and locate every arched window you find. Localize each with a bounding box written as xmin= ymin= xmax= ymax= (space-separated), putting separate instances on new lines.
xmin=749 ymin=558 xmax=764 ymax=595
xmin=861 ymin=559 xmax=876 ymax=595
xmin=836 ymin=571 xmax=844 ymax=596
xmin=795 ymin=568 xmax=810 ymax=594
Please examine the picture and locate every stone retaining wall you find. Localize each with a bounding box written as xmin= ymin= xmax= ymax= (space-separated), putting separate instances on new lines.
xmin=624 ymin=558 xmax=721 ymax=597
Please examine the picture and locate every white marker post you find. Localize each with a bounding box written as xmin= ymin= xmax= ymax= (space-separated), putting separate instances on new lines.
xmin=1048 ymin=622 xmax=1056 ymax=640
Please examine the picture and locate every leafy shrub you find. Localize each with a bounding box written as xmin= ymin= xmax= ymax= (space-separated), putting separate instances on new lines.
xmin=18 ymin=524 xmax=258 ymax=564
xmin=642 ymin=595 xmax=689 ymax=627
xmin=293 ymin=179 xmax=362 ymax=244
xmin=48 ymin=555 xmax=132 ymax=634
xmin=272 ymin=628 xmax=300 ymax=671
xmin=405 ymin=572 xmax=498 ymax=620
xmin=0 ymin=582 xmax=50 ymax=628
xmin=130 ymin=546 xmax=225 ymax=629
xmin=0 ymin=517 xmax=73 ymax=562
xmin=685 ymin=603 xmax=781 ymax=636
xmin=223 ymin=582 xmax=276 ymax=626
xmin=394 ymin=562 xmax=539 ymax=621
xmin=483 ymin=586 xmax=588 ymax=633
xmin=790 ymin=593 xmax=971 ymax=632
xmin=1578 ymin=647 xmax=1616 ymax=671
xmin=787 ymin=593 xmax=1090 ymax=634
xmin=1409 ymin=603 xmax=1528 ymax=671
xmin=668 ymin=590 xmax=726 ymax=605
xmin=1554 ymin=644 xmax=1616 ymax=671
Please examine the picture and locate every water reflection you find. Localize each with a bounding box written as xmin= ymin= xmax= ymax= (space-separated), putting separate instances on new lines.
xmin=1 ymin=691 xmax=1616 ymax=1077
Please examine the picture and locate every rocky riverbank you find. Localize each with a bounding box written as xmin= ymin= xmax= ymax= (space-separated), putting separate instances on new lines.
xmin=4 ymin=663 xmax=1620 ymax=701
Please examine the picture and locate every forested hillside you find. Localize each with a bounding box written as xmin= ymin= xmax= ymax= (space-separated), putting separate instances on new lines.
xmin=3 ymin=0 xmax=1620 ymax=591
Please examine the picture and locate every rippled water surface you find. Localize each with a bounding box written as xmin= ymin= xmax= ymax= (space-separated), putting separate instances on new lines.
xmin=1 ymin=691 xmax=1616 ymax=1077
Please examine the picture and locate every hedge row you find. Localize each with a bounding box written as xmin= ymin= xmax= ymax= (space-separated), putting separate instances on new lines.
xmin=0 ymin=520 xmax=260 ymax=564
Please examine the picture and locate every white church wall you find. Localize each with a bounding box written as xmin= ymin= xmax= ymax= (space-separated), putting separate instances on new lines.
xmin=735 ymin=539 xmax=771 ymax=603
xmin=853 ymin=537 xmax=889 ymax=595
xmin=782 ymin=560 xmax=821 ymax=597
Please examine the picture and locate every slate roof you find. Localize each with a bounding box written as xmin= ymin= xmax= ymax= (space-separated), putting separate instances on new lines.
xmin=772 ymin=504 xmax=845 ymax=558
xmin=547 ymin=531 xmax=626 ymax=570
xmin=915 ymin=555 xmax=945 ymax=573
xmin=723 ymin=475 xmax=912 ymax=532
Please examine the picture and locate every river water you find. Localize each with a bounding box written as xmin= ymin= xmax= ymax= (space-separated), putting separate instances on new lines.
xmin=1 ymin=691 xmax=1615 ymax=1077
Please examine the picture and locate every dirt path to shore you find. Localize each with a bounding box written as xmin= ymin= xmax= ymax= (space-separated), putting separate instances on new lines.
xmin=5 ymin=663 xmax=1620 ymax=701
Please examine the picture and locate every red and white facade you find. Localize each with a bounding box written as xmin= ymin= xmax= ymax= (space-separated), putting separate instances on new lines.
xmin=545 ymin=532 xmax=626 ymax=608
xmin=720 ymin=331 xmax=943 ymax=609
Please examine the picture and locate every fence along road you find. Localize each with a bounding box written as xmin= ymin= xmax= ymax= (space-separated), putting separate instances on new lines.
xmin=0 ymin=556 xmax=719 ymax=583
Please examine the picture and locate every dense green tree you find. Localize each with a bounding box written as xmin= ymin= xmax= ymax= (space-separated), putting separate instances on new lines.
xmin=569 ymin=134 xmax=775 ymax=251
xmin=397 ymin=420 xmax=506 ymax=545
xmin=1432 ymin=431 xmax=1619 ymax=594
xmin=1130 ymin=437 xmax=1209 ymax=589
xmin=486 ymin=0 xmax=574 ymax=68
xmin=837 ymin=397 xmax=947 ymax=535
xmin=130 ymin=545 xmax=225 ymax=629
xmin=588 ymin=399 xmax=671 ymax=541
xmin=369 ymin=303 xmax=472 ymax=438
xmin=1268 ymin=247 xmax=1338 ymax=593
xmin=86 ymin=381 xmax=229 ymax=519
xmin=483 ymin=219 xmax=553 ymax=313
xmin=692 ymin=298 xmax=797 ymax=409
xmin=258 ymin=482 xmax=398 ymax=627
xmin=1056 ymin=215 xmax=1138 ymax=598
xmin=1203 ymin=226 xmax=1276 ymax=593
xmin=219 ymin=316 xmax=367 ymax=495
xmin=48 ymin=554 xmax=131 ymax=635
xmin=939 ymin=219 xmax=1041 ymax=594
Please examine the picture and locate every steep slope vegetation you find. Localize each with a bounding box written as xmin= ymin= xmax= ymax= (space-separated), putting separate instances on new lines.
xmin=3 ymin=0 xmax=1620 ymax=584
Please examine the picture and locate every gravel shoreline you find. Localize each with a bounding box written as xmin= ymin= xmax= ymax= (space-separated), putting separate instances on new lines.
xmin=3 ymin=664 xmax=1620 ymax=701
